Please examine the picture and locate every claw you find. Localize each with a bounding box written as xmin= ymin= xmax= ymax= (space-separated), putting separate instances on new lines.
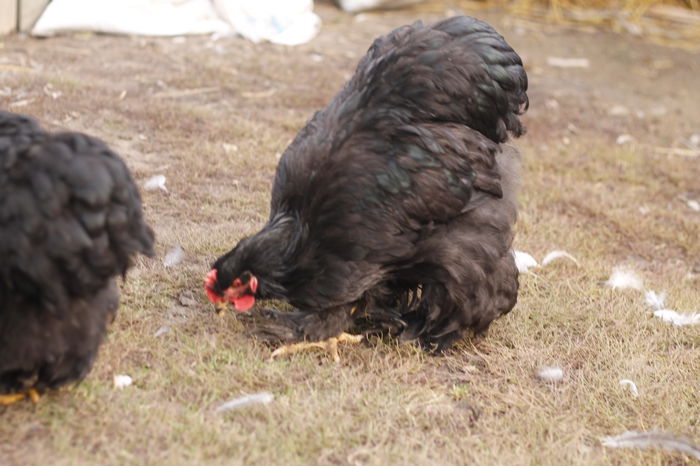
xmin=215 ymin=301 xmax=229 ymax=316
xmin=27 ymin=388 xmax=41 ymax=404
xmin=269 ymin=332 xmax=364 ymax=363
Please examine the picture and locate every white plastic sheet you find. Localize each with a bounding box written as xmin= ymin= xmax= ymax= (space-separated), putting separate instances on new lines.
xmin=336 ymin=0 xmax=424 ymax=13
xmin=212 ymin=0 xmax=320 ymax=45
xmin=33 ymin=0 xmax=230 ymax=37
xmin=32 ymin=0 xmax=320 ymax=45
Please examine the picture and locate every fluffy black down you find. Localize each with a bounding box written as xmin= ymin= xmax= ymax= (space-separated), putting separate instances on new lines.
xmin=0 ymin=111 xmax=154 ymax=394
xmin=212 ymin=15 xmax=528 ymax=351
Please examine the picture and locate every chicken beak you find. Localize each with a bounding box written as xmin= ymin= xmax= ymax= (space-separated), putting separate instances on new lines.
xmin=215 ymin=300 xmax=229 ymax=316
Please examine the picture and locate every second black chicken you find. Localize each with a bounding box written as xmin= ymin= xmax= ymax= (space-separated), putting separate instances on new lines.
xmin=0 ymin=111 xmax=154 ymax=404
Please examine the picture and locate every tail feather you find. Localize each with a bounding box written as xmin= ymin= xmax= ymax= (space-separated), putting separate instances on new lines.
xmin=337 ymin=15 xmax=528 ymax=144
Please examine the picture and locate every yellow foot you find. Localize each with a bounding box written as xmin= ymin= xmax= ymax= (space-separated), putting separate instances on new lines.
xmin=0 ymin=388 xmax=40 ymax=406
xmin=27 ymin=388 xmax=41 ymax=403
xmin=269 ymin=332 xmax=364 ymax=363
xmin=0 ymin=393 xmax=26 ymax=406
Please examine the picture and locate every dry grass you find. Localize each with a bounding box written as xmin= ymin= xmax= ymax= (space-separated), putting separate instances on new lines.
xmin=1 ymin=3 xmax=699 ymax=465
xmin=470 ymin=0 xmax=700 ymax=48
xmin=503 ymin=0 xmax=699 ymax=9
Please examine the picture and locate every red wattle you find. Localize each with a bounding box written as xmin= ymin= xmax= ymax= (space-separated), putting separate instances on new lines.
xmin=233 ymin=295 xmax=255 ymax=311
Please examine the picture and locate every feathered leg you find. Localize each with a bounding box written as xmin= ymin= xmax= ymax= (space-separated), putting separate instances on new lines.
xmin=242 ymin=305 xmax=363 ymax=362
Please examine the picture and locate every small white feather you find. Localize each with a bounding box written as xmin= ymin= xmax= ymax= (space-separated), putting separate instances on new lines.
xmin=113 ymin=374 xmax=133 ymax=389
xmin=143 ymin=174 xmax=168 ymax=192
xmin=546 ymin=57 xmax=590 ymax=68
xmin=616 ymin=134 xmax=634 ymax=145
xmin=600 ymin=430 xmax=700 ymax=460
xmin=541 ymin=250 xmax=580 ymax=266
xmin=644 ymin=290 xmax=667 ymax=310
xmin=154 ymin=325 xmax=170 ymax=337
xmin=605 ymin=267 xmax=644 ymax=291
xmin=608 ymin=104 xmax=630 ymax=116
xmin=689 ymin=133 xmax=700 ymax=148
xmin=215 ymin=392 xmax=274 ymax=413
xmin=43 ymin=83 xmax=62 ymax=100
xmin=222 ymin=143 xmax=238 ymax=154
xmin=545 ymin=98 xmax=560 ymax=110
xmin=688 ymin=200 xmax=700 ymax=212
xmin=653 ymin=309 xmax=700 ymax=327
xmin=536 ymin=366 xmax=564 ymax=382
xmin=163 ymin=244 xmax=186 ymax=268
xmin=513 ymin=250 xmax=538 ymax=273
xmin=619 ymin=379 xmax=639 ymax=397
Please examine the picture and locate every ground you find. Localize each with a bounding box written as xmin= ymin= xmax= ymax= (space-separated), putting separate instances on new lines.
xmin=1 ymin=2 xmax=699 ymax=465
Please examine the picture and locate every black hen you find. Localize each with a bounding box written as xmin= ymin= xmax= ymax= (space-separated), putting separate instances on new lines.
xmin=206 ymin=15 xmax=527 ymax=354
xmin=0 ymin=111 xmax=154 ymax=403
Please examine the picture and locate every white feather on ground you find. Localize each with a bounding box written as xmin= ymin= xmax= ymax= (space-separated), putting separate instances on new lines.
xmin=163 ymin=245 xmax=186 ymax=268
xmin=113 ymin=374 xmax=133 ymax=389
xmin=619 ymin=379 xmax=639 ymax=398
xmin=143 ymin=174 xmax=168 ymax=192
xmin=154 ymin=325 xmax=170 ymax=337
xmin=513 ymin=250 xmax=538 ymax=273
xmin=644 ymin=289 xmax=699 ymax=327
xmin=653 ymin=309 xmax=700 ymax=327
xmin=616 ymin=134 xmax=634 ymax=145
xmin=605 ymin=267 xmax=644 ymax=291
xmin=644 ymin=290 xmax=666 ymax=310
xmin=215 ymin=392 xmax=274 ymax=413
xmin=546 ymin=57 xmax=590 ymax=68
xmin=600 ymin=430 xmax=700 ymax=461
xmin=541 ymin=250 xmax=580 ymax=266
xmin=513 ymin=249 xmax=579 ymax=274
xmin=536 ymin=366 xmax=564 ymax=382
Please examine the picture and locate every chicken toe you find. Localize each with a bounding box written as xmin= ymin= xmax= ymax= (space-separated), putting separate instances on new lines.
xmin=0 ymin=393 xmax=26 ymax=406
xmin=0 ymin=388 xmax=40 ymax=406
xmin=269 ymin=332 xmax=363 ymax=363
xmin=27 ymin=388 xmax=41 ymax=403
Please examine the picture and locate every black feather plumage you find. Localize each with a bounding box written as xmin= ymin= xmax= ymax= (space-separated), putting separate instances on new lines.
xmin=211 ymin=15 xmax=527 ymax=352
xmin=0 ymin=111 xmax=154 ymax=395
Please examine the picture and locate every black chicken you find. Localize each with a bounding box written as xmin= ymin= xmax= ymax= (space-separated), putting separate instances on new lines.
xmin=205 ymin=15 xmax=528 ymax=359
xmin=0 ymin=111 xmax=154 ymax=405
